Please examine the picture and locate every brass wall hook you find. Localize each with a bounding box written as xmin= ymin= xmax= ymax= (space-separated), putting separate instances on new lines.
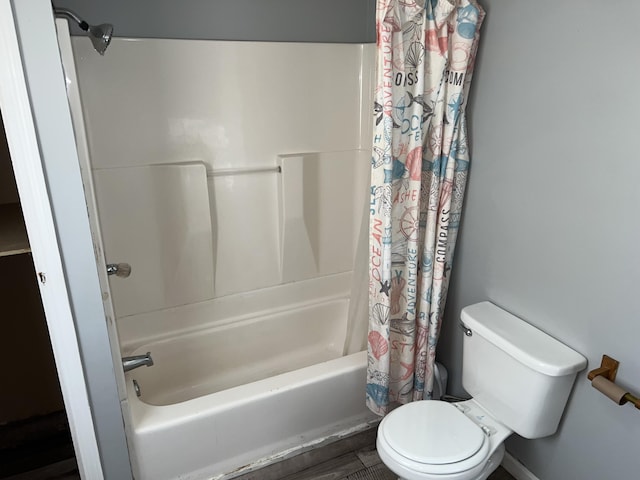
xmin=587 ymin=354 xmax=619 ymax=382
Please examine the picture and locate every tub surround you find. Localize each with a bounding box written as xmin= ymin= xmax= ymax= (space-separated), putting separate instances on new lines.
xmin=118 ymin=271 xmax=352 ymax=352
xmin=71 ymin=36 xmax=373 ymax=319
xmin=61 ymin=31 xmax=377 ymax=479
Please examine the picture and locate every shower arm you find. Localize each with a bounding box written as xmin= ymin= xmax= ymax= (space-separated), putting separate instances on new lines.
xmin=53 ymin=7 xmax=90 ymax=32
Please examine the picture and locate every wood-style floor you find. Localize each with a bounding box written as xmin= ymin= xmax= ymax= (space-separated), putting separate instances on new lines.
xmin=231 ymin=428 xmax=516 ymax=480
xmin=2 ymin=424 xmax=515 ymax=480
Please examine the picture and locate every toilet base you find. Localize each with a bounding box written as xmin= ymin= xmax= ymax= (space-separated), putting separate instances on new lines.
xmin=474 ymin=443 xmax=505 ymax=480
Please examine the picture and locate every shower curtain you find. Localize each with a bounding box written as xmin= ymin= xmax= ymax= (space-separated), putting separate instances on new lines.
xmin=367 ymin=0 xmax=484 ymax=415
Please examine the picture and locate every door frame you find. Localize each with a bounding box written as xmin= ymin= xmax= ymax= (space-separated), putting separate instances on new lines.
xmin=0 ymin=1 xmax=131 ymax=478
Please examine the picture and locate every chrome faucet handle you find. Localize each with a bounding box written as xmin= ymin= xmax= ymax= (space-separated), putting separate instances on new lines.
xmin=106 ymin=263 xmax=131 ymax=278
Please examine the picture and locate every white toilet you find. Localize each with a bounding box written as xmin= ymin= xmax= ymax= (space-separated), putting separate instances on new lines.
xmin=377 ymin=301 xmax=586 ymax=480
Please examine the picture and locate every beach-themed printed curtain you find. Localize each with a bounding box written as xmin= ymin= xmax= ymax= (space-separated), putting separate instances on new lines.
xmin=367 ymin=0 xmax=484 ymax=415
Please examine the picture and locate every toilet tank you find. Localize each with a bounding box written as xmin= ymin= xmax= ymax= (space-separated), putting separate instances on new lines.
xmin=460 ymin=302 xmax=586 ymax=439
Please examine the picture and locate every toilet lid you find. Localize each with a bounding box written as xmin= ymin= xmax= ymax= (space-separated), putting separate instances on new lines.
xmin=382 ymin=401 xmax=486 ymax=465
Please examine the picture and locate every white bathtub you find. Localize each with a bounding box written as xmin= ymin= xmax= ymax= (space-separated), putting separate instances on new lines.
xmin=120 ymin=274 xmax=377 ymax=480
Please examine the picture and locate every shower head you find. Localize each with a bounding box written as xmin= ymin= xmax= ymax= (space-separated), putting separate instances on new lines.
xmin=88 ymin=23 xmax=113 ymax=55
xmin=53 ymin=6 xmax=113 ymax=55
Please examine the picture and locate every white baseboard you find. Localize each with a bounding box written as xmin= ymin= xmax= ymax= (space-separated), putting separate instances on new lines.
xmin=502 ymin=452 xmax=540 ymax=480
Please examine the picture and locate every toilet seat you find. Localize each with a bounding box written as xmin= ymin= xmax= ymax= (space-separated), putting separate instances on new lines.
xmin=377 ymin=401 xmax=491 ymax=479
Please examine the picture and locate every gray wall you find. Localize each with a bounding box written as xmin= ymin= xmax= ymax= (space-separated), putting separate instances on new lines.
xmin=55 ymin=0 xmax=376 ymax=42
xmin=439 ymin=0 xmax=640 ymax=478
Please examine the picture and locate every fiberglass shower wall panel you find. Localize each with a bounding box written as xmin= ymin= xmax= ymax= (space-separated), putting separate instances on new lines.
xmin=71 ymin=38 xmax=362 ymax=171
xmin=207 ymin=170 xmax=282 ymax=297
xmin=279 ymin=151 xmax=370 ymax=283
xmin=93 ymin=164 xmax=214 ymax=317
xmin=71 ymin=37 xmax=365 ymax=310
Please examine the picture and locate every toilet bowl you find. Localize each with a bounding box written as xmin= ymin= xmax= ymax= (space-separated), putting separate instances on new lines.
xmin=376 ymin=400 xmax=511 ymax=480
xmin=375 ymin=302 xmax=587 ymax=480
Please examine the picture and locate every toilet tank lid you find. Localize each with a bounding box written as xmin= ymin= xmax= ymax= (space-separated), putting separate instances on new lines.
xmin=461 ymin=302 xmax=587 ymax=377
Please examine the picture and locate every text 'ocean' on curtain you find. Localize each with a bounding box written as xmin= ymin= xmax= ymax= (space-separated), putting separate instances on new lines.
xmin=367 ymin=0 xmax=484 ymax=416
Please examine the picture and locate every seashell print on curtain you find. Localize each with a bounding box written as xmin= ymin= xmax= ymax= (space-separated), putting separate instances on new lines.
xmin=367 ymin=0 xmax=485 ymax=416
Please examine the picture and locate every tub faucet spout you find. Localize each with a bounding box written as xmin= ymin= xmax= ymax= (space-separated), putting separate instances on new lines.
xmin=122 ymin=352 xmax=153 ymax=372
